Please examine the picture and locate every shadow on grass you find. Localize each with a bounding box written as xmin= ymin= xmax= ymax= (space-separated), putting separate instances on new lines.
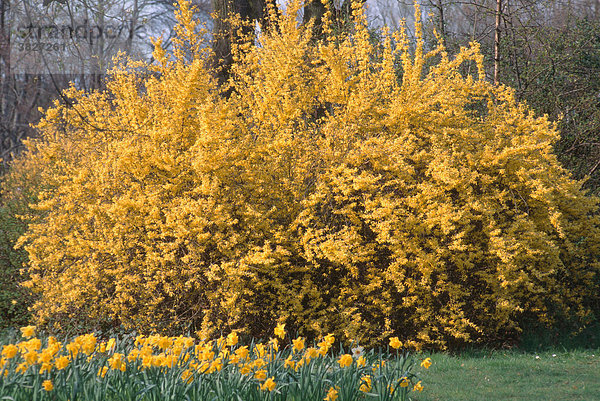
xmin=517 ymin=321 xmax=600 ymax=353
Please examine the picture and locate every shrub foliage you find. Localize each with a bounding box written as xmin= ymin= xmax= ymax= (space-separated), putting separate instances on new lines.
xmin=0 ymin=159 xmax=38 ymax=330
xmin=11 ymin=0 xmax=600 ymax=348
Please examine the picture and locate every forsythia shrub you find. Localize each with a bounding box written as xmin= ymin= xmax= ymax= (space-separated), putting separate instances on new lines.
xmin=12 ymin=0 xmax=600 ymax=348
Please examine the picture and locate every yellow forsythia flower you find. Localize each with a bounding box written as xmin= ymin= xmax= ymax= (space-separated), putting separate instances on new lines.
xmin=19 ymin=0 xmax=598 ymax=351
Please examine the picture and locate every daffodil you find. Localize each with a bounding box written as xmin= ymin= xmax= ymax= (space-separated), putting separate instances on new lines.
xmin=66 ymin=342 xmax=80 ymax=358
xmin=39 ymin=362 xmax=52 ymax=374
xmin=235 ymin=345 xmax=249 ymax=360
xmin=389 ymin=337 xmax=402 ymax=349
xmin=2 ymin=344 xmax=18 ymax=359
xmin=284 ymin=355 xmax=295 ymax=370
xmin=254 ymin=369 xmax=267 ymax=381
xmin=324 ymin=334 xmax=335 ymax=345
xmin=42 ymin=380 xmax=53 ymax=391
xmin=15 ymin=362 xmax=28 ymax=374
xmin=226 ymin=332 xmax=238 ymax=347
xmin=181 ymin=369 xmax=193 ymax=384
xmin=337 ymin=353 xmax=353 ymax=368
xmin=98 ymin=366 xmax=108 ymax=378
xmin=260 ymin=377 xmax=276 ymax=391
xmin=157 ymin=336 xmax=172 ymax=350
xmin=274 ymin=323 xmax=286 ymax=339
xmin=324 ymin=386 xmax=339 ymax=401
xmin=108 ymin=353 xmax=126 ymax=371
xmin=20 ymin=326 xmax=35 ymax=338
xmin=269 ymin=337 xmax=279 ymax=352
xmin=292 ymin=337 xmax=304 ymax=353
xmin=359 ymin=375 xmax=372 ymax=392
xmin=54 ymin=355 xmax=69 ymax=370
xmin=106 ymin=338 xmax=116 ymax=352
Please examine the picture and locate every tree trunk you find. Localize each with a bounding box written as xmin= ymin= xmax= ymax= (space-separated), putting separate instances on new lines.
xmin=303 ymin=0 xmax=328 ymax=38
xmin=212 ymin=0 xmax=278 ymax=85
xmin=211 ymin=0 xmax=364 ymax=85
xmin=494 ymin=0 xmax=502 ymax=85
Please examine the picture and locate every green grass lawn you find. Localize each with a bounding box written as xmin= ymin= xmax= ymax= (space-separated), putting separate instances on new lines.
xmin=415 ymin=349 xmax=600 ymax=401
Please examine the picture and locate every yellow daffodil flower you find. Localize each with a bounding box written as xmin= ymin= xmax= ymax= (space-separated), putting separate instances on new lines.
xmin=260 ymin=377 xmax=276 ymax=391
xmin=292 ymin=337 xmax=304 ymax=353
xmin=55 ymin=356 xmax=70 ymax=370
xmin=389 ymin=337 xmax=402 ymax=349
xmin=42 ymin=380 xmax=53 ymax=391
xmin=20 ymin=326 xmax=36 ymax=338
xmin=274 ymin=323 xmax=286 ymax=339
xmin=226 ymin=332 xmax=238 ymax=347
xmin=337 ymin=353 xmax=353 ymax=368
xmin=324 ymin=386 xmax=339 ymax=401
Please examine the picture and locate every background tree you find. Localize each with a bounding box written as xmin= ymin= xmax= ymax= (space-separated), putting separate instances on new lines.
xmin=0 ymin=0 xmax=210 ymax=165
xmin=366 ymin=0 xmax=600 ymax=194
xmin=499 ymin=5 xmax=600 ymax=194
xmin=211 ymin=0 xmax=366 ymax=84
